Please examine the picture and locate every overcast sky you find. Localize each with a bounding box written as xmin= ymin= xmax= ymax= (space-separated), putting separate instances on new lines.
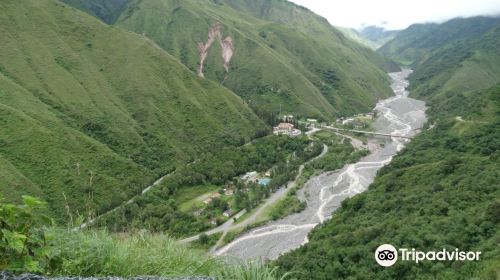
xmin=289 ymin=0 xmax=500 ymax=30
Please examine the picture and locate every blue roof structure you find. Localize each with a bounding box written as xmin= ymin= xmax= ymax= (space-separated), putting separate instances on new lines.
xmin=258 ymin=178 xmax=271 ymax=186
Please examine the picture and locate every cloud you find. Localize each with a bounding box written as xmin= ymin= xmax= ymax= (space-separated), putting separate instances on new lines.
xmin=289 ymin=0 xmax=500 ymax=30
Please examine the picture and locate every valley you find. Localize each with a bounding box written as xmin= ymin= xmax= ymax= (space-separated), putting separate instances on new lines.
xmin=1 ymin=1 xmax=499 ymax=279
xmin=215 ymin=69 xmax=427 ymax=260
xmin=275 ymin=15 xmax=500 ymax=280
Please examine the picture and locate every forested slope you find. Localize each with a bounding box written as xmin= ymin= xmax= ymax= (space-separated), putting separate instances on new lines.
xmin=275 ymin=17 xmax=500 ymax=280
xmin=0 ymin=0 xmax=265 ymax=221
xmin=379 ymin=16 xmax=500 ymax=66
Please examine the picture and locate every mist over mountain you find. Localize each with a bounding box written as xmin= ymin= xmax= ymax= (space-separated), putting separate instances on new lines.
xmin=358 ymin=25 xmax=400 ymax=48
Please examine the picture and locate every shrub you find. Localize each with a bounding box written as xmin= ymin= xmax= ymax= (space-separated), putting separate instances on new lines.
xmin=0 ymin=195 xmax=54 ymax=273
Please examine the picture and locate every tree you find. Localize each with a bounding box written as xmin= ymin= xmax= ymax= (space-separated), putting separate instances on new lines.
xmin=199 ymin=233 xmax=209 ymax=245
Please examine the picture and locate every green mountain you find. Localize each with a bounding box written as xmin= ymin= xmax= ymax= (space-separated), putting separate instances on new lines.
xmin=358 ymin=25 xmax=399 ymax=48
xmin=275 ymin=18 xmax=500 ymax=279
xmin=409 ymin=24 xmax=500 ymax=100
xmin=63 ymin=0 xmax=400 ymax=120
xmin=379 ymin=16 xmax=500 ymax=66
xmin=60 ymin=0 xmax=129 ymax=24
xmin=0 ymin=0 xmax=266 ymax=221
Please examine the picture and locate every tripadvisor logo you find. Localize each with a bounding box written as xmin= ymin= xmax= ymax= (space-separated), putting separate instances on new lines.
xmin=375 ymin=244 xmax=482 ymax=267
xmin=375 ymin=244 xmax=398 ymax=267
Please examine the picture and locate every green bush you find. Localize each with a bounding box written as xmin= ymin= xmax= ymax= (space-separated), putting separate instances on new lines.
xmin=269 ymin=196 xmax=306 ymax=221
xmin=0 ymin=195 xmax=55 ymax=272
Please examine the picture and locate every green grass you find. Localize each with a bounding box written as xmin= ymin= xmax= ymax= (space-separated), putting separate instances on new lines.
xmin=51 ymin=229 xmax=212 ymax=277
xmin=46 ymin=229 xmax=290 ymax=279
xmin=263 ymin=195 xmax=305 ymax=221
xmin=189 ymin=232 xmax=223 ymax=251
xmin=217 ymin=259 xmax=293 ymax=280
xmin=176 ymin=185 xmax=220 ymax=212
xmin=0 ymin=0 xmax=265 ymax=222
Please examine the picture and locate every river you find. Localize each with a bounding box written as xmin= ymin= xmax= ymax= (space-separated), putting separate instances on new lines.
xmin=215 ymin=69 xmax=427 ymax=260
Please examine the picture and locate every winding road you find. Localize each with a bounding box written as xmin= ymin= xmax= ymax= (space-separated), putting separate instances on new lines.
xmin=214 ymin=69 xmax=427 ymax=260
xmin=80 ymin=160 xmax=199 ymax=229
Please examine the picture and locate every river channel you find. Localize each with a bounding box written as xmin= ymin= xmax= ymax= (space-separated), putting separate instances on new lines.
xmin=215 ymin=69 xmax=427 ymax=260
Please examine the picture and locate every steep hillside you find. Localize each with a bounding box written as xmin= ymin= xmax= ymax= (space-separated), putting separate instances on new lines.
xmin=64 ymin=0 xmax=399 ymax=119
xmin=379 ymin=16 xmax=500 ymax=66
xmin=275 ymin=18 xmax=500 ymax=280
xmin=409 ymin=25 xmax=500 ymax=100
xmin=0 ymin=0 xmax=265 ymax=221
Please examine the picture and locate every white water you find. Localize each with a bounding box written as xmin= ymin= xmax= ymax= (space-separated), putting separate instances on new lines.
xmin=215 ymin=70 xmax=427 ymax=260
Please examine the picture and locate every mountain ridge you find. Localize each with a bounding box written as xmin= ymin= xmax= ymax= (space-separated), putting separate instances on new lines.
xmin=63 ymin=0 xmax=400 ymax=120
xmin=379 ymin=16 xmax=500 ymax=66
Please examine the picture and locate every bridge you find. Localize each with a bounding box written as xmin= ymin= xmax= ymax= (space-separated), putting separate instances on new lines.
xmin=323 ymin=126 xmax=412 ymax=139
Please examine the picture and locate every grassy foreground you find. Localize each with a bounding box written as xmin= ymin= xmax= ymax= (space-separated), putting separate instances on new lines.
xmin=50 ymin=229 xmax=289 ymax=279
xmin=0 ymin=195 xmax=289 ymax=279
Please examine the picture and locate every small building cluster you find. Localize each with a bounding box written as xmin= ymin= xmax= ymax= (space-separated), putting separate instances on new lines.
xmin=306 ymin=118 xmax=318 ymax=128
xmin=240 ymin=171 xmax=258 ymax=182
xmin=203 ymin=192 xmax=222 ymax=205
xmin=273 ymin=122 xmax=301 ymax=137
xmin=195 ymin=168 xmax=273 ymax=224
xmin=240 ymin=170 xmax=272 ymax=186
xmin=223 ymin=209 xmax=234 ymax=217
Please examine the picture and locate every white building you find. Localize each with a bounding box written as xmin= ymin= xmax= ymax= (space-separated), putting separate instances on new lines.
xmin=273 ymin=122 xmax=294 ymax=135
xmin=241 ymin=171 xmax=258 ymax=183
xmin=273 ymin=123 xmax=302 ymax=137
xmin=342 ymin=118 xmax=355 ymax=125
xmin=223 ymin=210 xmax=234 ymax=217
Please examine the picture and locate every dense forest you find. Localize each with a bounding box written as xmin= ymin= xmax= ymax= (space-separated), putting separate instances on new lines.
xmin=95 ymin=135 xmax=322 ymax=237
xmin=276 ymin=87 xmax=499 ymax=278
